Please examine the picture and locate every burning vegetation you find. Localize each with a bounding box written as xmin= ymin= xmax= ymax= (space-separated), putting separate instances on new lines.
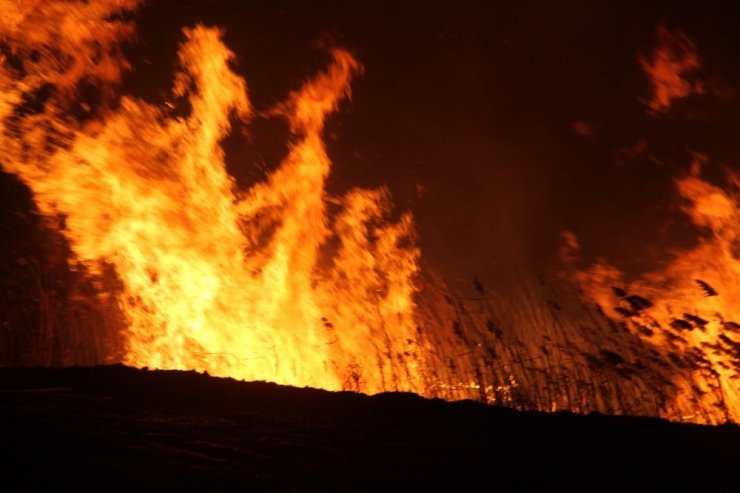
xmin=0 ymin=1 xmax=738 ymax=426
xmin=564 ymin=154 xmax=740 ymax=423
xmin=0 ymin=0 xmax=426 ymax=394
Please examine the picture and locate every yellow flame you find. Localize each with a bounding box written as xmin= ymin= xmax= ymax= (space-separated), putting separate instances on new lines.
xmin=0 ymin=1 xmax=426 ymax=392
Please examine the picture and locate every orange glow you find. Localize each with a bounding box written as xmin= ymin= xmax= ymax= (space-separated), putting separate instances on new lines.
xmin=568 ymin=153 xmax=740 ymax=423
xmin=639 ymin=26 xmax=704 ymax=114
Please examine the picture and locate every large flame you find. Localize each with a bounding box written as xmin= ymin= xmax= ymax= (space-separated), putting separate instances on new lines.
xmin=566 ymin=154 xmax=740 ymax=423
xmin=0 ymin=0 xmax=426 ymax=393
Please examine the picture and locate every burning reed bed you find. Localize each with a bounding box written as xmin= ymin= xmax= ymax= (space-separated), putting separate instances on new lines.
xmin=0 ymin=251 xmax=736 ymax=425
xmin=413 ymin=269 xmax=735 ymax=424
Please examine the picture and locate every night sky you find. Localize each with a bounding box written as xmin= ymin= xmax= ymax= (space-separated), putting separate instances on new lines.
xmin=5 ymin=0 xmax=740 ymax=287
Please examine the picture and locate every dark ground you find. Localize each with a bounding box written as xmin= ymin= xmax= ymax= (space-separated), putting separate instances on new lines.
xmin=0 ymin=365 xmax=737 ymax=492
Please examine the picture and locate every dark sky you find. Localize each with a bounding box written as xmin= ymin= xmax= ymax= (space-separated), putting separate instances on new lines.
xmin=5 ymin=0 xmax=740 ymax=286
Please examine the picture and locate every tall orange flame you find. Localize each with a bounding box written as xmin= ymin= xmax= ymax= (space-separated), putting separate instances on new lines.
xmin=0 ymin=1 xmax=425 ymax=393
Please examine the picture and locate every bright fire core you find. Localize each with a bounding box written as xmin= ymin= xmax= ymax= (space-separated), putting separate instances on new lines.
xmin=0 ymin=1 xmax=425 ymax=393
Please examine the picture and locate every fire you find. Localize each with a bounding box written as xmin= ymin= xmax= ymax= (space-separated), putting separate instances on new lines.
xmin=2 ymin=1 xmax=738 ymax=425
xmin=563 ymin=25 xmax=740 ymax=424
xmin=639 ymin=25 xmax=704 ymax=114
xmin=0 ymin=0 xmax=425 ymax=393
xmin=566 ymin=154 xmax=740 ymax=423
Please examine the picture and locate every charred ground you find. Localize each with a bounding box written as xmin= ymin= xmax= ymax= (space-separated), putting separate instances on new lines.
xmin=1 ymin=365 xmax=737 ymax=491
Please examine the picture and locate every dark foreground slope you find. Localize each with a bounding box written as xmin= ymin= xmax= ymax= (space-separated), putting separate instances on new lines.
xmin=0 ymin=366 xmax=737 ymax=492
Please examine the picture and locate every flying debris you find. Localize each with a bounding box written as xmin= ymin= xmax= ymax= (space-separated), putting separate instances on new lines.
xmin=695 ymin=279 xmax=718 ymax=297
xmin=485 ymin=320 xmax=502 ymax=337
xmin=611 ymin=286 xmax=628 ymax=298
xmin=718 ymin=335 xmax=740 ymax=358
xmin=614 ymin=306 xmax=637 ymax=318
xmin=683 ymin=313 xmax=709 ymax=328
xmin=600 ymin=349 xmax=626 ymax=366
xmin=473 ymin=277 xmax=485 ymax=295
xmin=670 ymin=319 xmax=694 ymax=331
xmin=623 ymin=295 xmax=654 ymax=312
xmin=636 ymin=325 xmax=655 ymax=337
